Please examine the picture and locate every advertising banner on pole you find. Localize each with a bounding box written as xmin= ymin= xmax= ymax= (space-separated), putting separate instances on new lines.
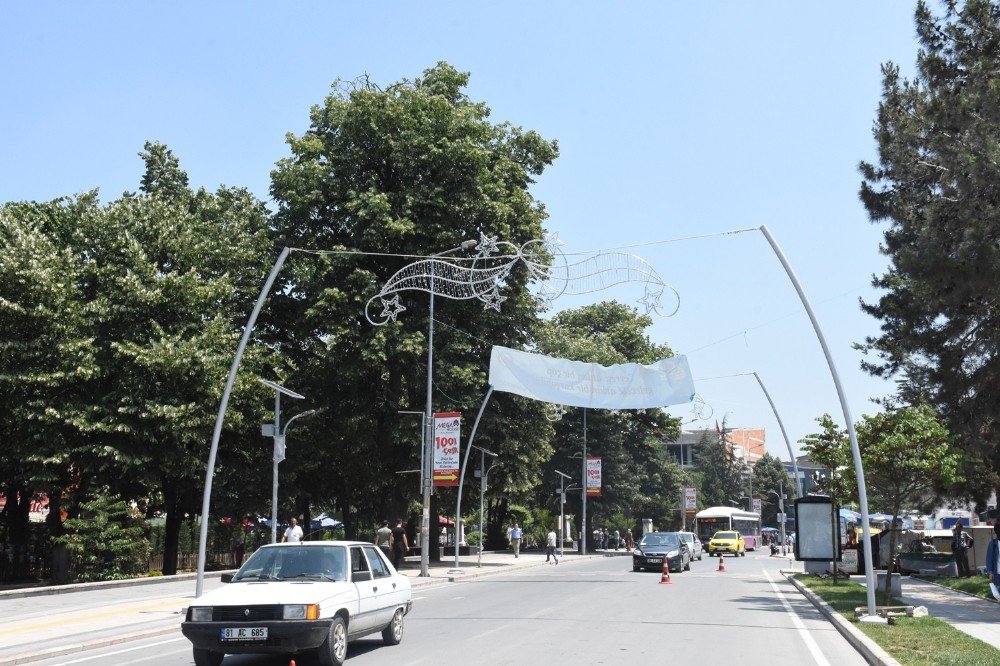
xmin=752 ymin=497 xmax=762 ymax=515
xmin=433 ymin=412 xmax=461 ymax=487
xmin=684 ymin=487 xmax=697 ymax=511
xmin=586 ymin=457 xmax=602 ymax=497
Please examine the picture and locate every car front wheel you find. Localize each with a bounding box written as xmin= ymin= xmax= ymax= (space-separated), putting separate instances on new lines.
xmin=382 ymin=608 xmax=404 ymax=645
xmin=192 ymin=648 xmax=224 ymax=666
xmin=318 ymin=616 xmax=348 ymax=666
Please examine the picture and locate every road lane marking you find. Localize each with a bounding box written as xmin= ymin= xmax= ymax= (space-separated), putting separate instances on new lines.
xmin=0 ymin=599 xmax=186 ymax=636
xmin=52 ymin=638 xmax=186 ymax=664
xmin=763 ymin=569 xmax=830 ymax=666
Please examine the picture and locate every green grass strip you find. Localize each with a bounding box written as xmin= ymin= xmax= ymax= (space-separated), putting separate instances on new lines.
xmin=913 ymin=575 xmax=995 ymax=602
xmin=794 ymin=574 xmax=1000 ymax=665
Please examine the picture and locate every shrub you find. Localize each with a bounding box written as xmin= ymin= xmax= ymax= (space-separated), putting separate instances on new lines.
xmin=54 ymin=492 xmax=150 ymax=582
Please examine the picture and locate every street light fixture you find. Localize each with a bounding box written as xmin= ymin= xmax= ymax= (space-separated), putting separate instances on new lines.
xmin=259 ymin=379 xmax=309 ymax=544
xmin=421 ymin=239 xmax=478 ymax=577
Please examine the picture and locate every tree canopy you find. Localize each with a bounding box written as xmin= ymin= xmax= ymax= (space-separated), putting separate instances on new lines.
xmin=859 ymin=0 xmax=1000 ymax=499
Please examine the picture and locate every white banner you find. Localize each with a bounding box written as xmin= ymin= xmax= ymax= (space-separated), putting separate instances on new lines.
xmin=684 ymin=487 xmax=697 ymax=510
xmin=488 ymin=346 xmax=695 ymax=409
xmin=752 ymin=497 xmax=762 ymax=515
xmin=433 ymin=412 xmax=461 ymax=487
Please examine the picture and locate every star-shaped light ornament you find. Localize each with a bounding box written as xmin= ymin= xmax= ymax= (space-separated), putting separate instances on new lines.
xmin=482 ymin=288 xmax=508 ymax=311
xmin=542 ymin=231 xmax=564 ymax=254
xmin=638 ymin=285 xmax=664 ymax=315
xmin=476 ymin=233 xmax=500 ymax=257
xmin=536 ymin=282 xmax=559 ymax=306
xmin=379 ymin=295 xmax=407 ymax=322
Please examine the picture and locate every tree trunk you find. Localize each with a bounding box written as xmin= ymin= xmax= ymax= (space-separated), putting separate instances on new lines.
xmin=297 ymin=496 xmax=311 ymax=541
xmin=883 ymin=502 xmax=902 ymax=605
xmin=162 ymin=490 xmax=181 ymax=576
xmin=45 ymin=488 xmax=69 ymax=584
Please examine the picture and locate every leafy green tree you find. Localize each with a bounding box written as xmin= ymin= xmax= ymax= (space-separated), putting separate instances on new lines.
xmin=854 ymin=405 xmax=959 ymax=601
xmin=858 ymin=0 xmax=1000 ymax=500
xmin=268 ymin=62 xmax=559 ymax=546
xmin=53 ymin=492 xmax=150 ymax=581
xmin=534 ymin=302 xmax=684 ymax=547
xmin=692 ymin=423 xmax=744 ymax=510
xmin=752 ymin=453 xmax=792 ymax=527
xmin=799 ymin=415 xmax=856 ymax=507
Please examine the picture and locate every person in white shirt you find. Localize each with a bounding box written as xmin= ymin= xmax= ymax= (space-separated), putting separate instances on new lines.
xmin=545 ymin=528 xmax=559 ymax=564
xmin=282 ymin=518 xmax=303 ymax=543
xmin=508 ymin=523 xmax=523 ymax=558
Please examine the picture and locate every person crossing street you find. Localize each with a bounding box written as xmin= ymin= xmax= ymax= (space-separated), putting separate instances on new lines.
xmin=545 ymin=527 xmax=559 ymax=564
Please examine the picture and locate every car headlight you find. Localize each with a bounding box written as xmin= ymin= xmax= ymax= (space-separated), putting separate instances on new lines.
xmin=283 ymin=604 xmax=320 ymax=620
xmin=667 ymin=550 xmax=679 ymax=558
xmin=632 ymin=549 xmax=642 ymax=556
xmin=190 ymin=606 xmax=213 ymax=622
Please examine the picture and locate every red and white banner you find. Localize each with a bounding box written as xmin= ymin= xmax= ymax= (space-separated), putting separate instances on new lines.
xmin=684 ymin=487 xmax=697 ymax=511
xmin=586 ymin=456 xmax=602 ymax=497
xmin=433 ymin=412 xmax=461 ymax=487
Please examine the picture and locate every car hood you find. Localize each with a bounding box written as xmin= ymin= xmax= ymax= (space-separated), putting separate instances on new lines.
xmin=637 ymin=545 xmax=679 ymax=554
xmin=193 ymin=580 xmax=361 ymax=606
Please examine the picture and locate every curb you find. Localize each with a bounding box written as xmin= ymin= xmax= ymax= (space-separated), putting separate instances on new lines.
xmin=0 ymin=569 xmax=237 ymax=601
xmin=785 ymin=572 xmax=901 ymax=666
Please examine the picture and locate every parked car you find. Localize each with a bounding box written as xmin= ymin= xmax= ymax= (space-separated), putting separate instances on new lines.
xmin=678 ymin=531 xmax=703 ymax=561
xmin=708 ymin=530 xmax=745 ymax=557
xmin=182 ymin=541 xmax=412 ymax=666
xmin=632 ymin=531 xmax=691 ymax=572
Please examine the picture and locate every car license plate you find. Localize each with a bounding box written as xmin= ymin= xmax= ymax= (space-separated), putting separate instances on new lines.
xmin=220 ymin=627 xmax=267 ymax=641
xmin=648 ymin=558 xmax=662 ymax=563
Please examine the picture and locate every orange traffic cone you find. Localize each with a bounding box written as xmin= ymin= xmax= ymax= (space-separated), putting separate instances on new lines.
xmin=289 ymin=660 xmax=296 ymax=666
xmin=717 ymin=554 xmax=727 ymax=572
xmin=659 ymin=560 xmax=672 ymax=584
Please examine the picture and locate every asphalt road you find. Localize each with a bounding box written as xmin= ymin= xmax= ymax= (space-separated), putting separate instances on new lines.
xmin=20 ymin=551 xmax=866 ymax=666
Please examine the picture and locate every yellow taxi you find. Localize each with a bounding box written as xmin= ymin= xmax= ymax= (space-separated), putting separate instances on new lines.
xmin=707 ymin=530 xmax=745 ymax=557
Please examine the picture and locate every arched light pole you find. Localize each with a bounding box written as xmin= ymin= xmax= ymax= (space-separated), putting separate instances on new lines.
xmin=758 ymin=225 xmax=880 ymax=621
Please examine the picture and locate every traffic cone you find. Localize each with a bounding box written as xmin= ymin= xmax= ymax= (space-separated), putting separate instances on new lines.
xmin=717 ymin=554 xmax=727 ymax=572
xmin=289 ymin=660 xmax=296 ymax=666
xmin=659 ymin=560 xmax=672 ymax=584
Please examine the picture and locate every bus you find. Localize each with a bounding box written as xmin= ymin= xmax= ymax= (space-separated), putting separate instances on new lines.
xmin=694 ymin=506 xmax=762 ymax=551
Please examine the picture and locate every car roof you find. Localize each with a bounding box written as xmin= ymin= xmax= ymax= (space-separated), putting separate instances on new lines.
xmin=258 ymin=541 xmax=371 ymax=548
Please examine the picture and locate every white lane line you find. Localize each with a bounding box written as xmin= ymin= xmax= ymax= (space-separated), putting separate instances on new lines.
xmin=112 ymin=647 xmax=191 ymax=665
xmin=52 ymin=637 xmax=187 ymax=665
xmin=763 ymin=569 xmax=830 ymax=666
xmin=412 ymin=595 xmax=427 ymax=600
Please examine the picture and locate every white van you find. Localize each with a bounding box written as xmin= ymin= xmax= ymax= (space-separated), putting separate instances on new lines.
xmin=678 ymin=532 xmax=703 ymax=560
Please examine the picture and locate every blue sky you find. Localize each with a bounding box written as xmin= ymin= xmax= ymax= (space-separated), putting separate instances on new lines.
xmin=1 ymin=3 xmax=924 ymax=460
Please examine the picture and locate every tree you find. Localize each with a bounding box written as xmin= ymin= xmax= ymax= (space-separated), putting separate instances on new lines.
xmin=858 ymin=0 xmax=1000 ymax=500
xmin=52 ymin=491 xmax=150 ymax=582
xmin=853 ymin=405 xmax=960 ymax=602
xmin=692 ymin=422 xmax=744 ymax=510
xmin=268 ymin=62 xmax=559 ymax=544
xmin=752 ymin=453 xmax=792 ymax=528
xmin=798 ymin=415 xmax=855 ymax=508
xmin=531 ymin=303 xmax=684 ymax=542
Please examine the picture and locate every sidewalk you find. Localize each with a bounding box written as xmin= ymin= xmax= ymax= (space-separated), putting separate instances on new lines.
xmin=897 ymin=576 xmax=1000 ymax=648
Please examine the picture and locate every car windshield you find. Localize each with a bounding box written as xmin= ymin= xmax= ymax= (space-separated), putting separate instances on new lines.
xmin=233 ymin=545 xmax=348 ymax=582
xmin=714 ymin=532 xmax=738 ymax=540
xmin=639 ymin=534 xmax=679 ymax=547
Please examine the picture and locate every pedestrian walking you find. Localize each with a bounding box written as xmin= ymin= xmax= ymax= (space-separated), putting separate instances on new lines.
xmin=281 ymin=517 xmax=303 ymax=543
xmin=613 ymin=529 xmax=621 ymax=550
xmin=952 ymin=523 xmax=974 ymax=577
xmin=508 ymin=522 xmax=523 ymax=558
xmin=985 ymin=524 xmax=1000 ymax=596
xmin=389 ymin=519 xmax=410 ymax=570
xmin=545 ymin=527 xmax=559 ymax=564
xmin=374 ymin=520 xmax=392 ymax=549
xmin=625 ymin=529 xmax=633 ymax=550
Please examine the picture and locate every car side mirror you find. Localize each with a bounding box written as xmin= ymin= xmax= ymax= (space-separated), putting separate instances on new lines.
xmin=221 ymin=574 xmax=234 ymax=583
xmin=353 ymin=571 xmax=372 ymax=582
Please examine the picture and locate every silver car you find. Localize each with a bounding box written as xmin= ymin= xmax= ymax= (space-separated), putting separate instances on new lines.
xmin=678 ymin=531 xmax=703 ymax=561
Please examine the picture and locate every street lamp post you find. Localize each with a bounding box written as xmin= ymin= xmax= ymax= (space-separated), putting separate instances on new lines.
xmin=473 ymin=446 xmax=498 ymax=568
xmin=555 ymin=470 xmax=572 ymax=558
xmin=770 ymin=482 xmax=787 ymax=555
xmin=421 ymin=239 xmax=479 ymax=577
xmin=259 ymin=379 xmax=307 ymax=544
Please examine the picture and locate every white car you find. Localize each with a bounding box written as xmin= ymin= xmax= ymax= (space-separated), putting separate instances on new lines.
xmin=182 ymin=541 xmax=412 ymax=666
xmin=678 ymin=531 xmax=703 ymax=561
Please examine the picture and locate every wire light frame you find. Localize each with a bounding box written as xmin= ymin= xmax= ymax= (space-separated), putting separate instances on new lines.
xmin=366 ymin=232 xmax=681 ymax=325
